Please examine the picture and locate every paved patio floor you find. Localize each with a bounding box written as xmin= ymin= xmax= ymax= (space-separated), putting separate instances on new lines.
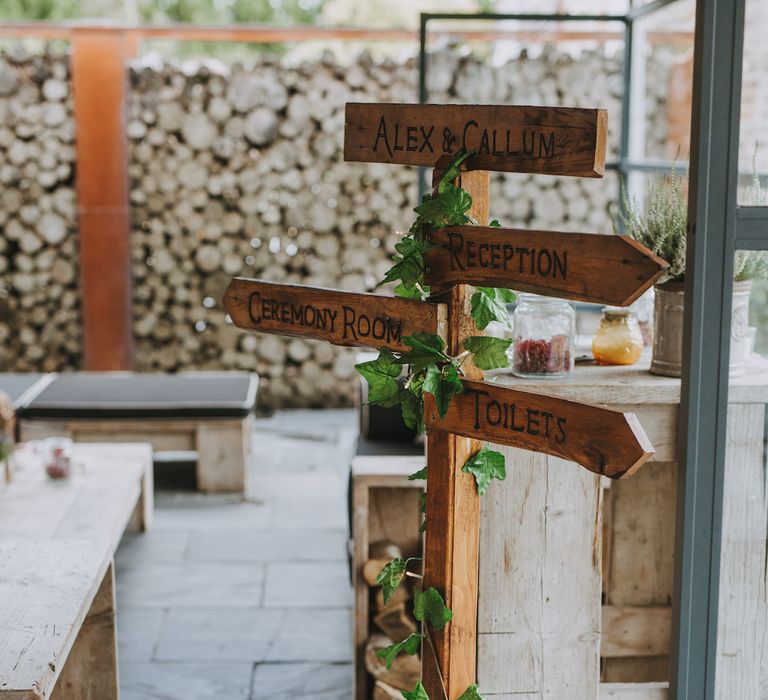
xmin=115 ymin=410 xmax=358 ymax=700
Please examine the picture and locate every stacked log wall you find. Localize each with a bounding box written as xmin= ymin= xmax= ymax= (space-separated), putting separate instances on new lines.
xmin=0 ymin=45 xmax=679 ymax=407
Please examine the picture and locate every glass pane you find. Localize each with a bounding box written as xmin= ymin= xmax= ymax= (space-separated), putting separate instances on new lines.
xmin=715 ymin=250 xmax=768 ymax=697
xmin=738 ymin=0 xmax=768 ymax=203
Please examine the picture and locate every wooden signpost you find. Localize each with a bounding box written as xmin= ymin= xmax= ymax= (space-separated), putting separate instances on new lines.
xmin=424 ymin=225 xmax=668 ymax=306
xmin=225 ymin=101 xmax=659 ymax=700
xmin=224 ymin=279 xmax=446 ymax=353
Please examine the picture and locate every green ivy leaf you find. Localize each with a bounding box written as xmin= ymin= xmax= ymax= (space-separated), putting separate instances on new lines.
xmin=419 ymin=491 xmax=426 ymax=514
xmin=470 ymin=288 xmax=510 ymax=330
xmin=400 ymin=390 xmax=424 ymax=431
xmin=401 ymin=680 xmax=430 ymax=700
xmin=462 ymin=447 xmax=507 ymax=496
xmin=423 ymin=363 xmax=463 ymax=419
xmin=413 ymin=586 xmax=453 ymax=630
xmin=376 ymin=633 xmax=423 ymax=669
xmin=380 ymin=237 xmax=432 ymax=290
xmin=407 ymin=466 xmax=428 ymax=481
xmin=376 ymin=558 xmax=407 ymax=606
xmin=394 ymin=281 xmax=429 ymax=300
xmin=355 ymin=349 xmax=402 ymax=407
xmin=414 ymin=183 xmax=472 ymax=227
xmin=458 ymin=684 xmax=485 ymax=700
xmin=489 ymin=219 xmax=501 ymax=228
xmin=400 ymin=333 xmax=449 ymax=372
xmin=463 ymin=336 xmax=512 ymax=370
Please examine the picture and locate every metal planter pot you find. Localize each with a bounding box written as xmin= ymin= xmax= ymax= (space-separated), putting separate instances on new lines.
xmin=650 ymin=280 xmax=753 ymax=377
xmin=650 ymin=281 xmax=685 ymax=377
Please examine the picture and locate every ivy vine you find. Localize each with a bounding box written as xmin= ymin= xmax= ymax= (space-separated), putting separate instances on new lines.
xmin=359 ymin=151 xmax=518 ymax=699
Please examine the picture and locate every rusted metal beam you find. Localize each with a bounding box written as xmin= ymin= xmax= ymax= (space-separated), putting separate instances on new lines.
xmin=71 ymin=28 xmax=134 ymax=370
xmin=0 ymin=21 xmax=693 ymax=46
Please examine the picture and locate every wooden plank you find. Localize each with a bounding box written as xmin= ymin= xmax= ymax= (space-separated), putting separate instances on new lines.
xmin=196 ymin=417 xmax=250 ymax=492
xmin=0 ymin=444 xmax=151 ymax=552
xmin=425 ymin=379 xmax=654 ymax=479
xmin=224 ymin=279 xmax=447 ymax=354
xmin=344 ymin=103 xmax=607 ymax=177
xmin=715 ymin=403 xmax=767 ymax=698
xmin=71 ymin=29 xmax=134 ymax=370
xmin=424 ymin=226 xmax=667 ymax=306
xmin=422 ymin=168 xmax=487 ymax=699
xmin=599 ymin=683 xmax=669 ymax=699
xmin=477 ymin=449 xmax=602 ymax=697
xmin=0 ymin=539 xmax=112 ymax=698
xmin=52 ymin=562 xmax=118 ymax=700
xmin=601 ymin=606 xmax=671 ymax=658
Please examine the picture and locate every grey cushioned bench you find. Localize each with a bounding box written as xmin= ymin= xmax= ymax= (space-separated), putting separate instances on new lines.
xmin=12 ymin=372 xmax=258 ymax=493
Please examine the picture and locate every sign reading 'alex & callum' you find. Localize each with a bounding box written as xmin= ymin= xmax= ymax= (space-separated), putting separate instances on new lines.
xmin=424 ymin=379 xmax=654 ymax=479
xmin=223 ymin=278 xmax=446 ymax=353
xmin=424 ymin=226 xmax=668 ymax=306
xmin=344 ymin=103 xmax=608 ymax=177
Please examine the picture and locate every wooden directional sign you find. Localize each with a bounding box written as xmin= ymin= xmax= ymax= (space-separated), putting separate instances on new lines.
xmin=424 ymin=226 xmax=669 ymax=306
xmin=344 ymin=103 xmax=607 ymax=177
xmin=223 ymin=278 xmax=446 ymax=354
xmin=424 ymin=379 xmax=654 ymax=479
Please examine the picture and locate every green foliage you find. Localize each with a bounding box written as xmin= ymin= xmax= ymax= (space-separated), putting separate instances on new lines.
xmin=399 ymin=333 xmax=449 ymax=371
xmin=423 ymin=363 xmax=463 ymax=419
xmin=1 ymin=0 xmax=79 ymax=20
xmin=618 ymin=169 xmax=688 ymax=283
xmin=470 ymin=288 xmax=514 ymax=330
xmin=734 ymin=251 xmax=768 ymax=282
xmin=462 ymin=447 xmax=507 ymax=496
xmin=458 ymin=685 xmax=485 ymax=700
xmin=414 ymin=586 xmax=453 ymax=630
xmin=375 ymin=557 xmax=420 ymax=606
xmin=401 ymin=681 xmax=430 ymax=700
xmin=380 ymin=237 xmax=432 ymax=293
xmin=463 ymin=336 xmax=512 ymax=370
xmin=407 ymin=466 xmax=428 ymax=481
xmin=376 ymin=633 xmax=423 ymax=669
xmin=355 ymin=350 xmax=402 ymax=407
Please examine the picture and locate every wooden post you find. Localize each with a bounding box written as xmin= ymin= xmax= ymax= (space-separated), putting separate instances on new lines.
xmin=422 ymin=167 xmax=489 ymax=699
xmin=71 ymin=29 xmax=134 ymax=370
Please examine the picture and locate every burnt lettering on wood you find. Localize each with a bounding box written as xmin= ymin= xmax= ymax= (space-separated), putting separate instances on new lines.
xmin=345 ymin=103 xmax=608 ymax=177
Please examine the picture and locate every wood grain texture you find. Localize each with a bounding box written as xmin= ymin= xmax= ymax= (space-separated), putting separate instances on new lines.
xmin=51 ymin=562 xmax=118 ymax=700
xmin=425 ymin=379 xmax=654 ymax=479
xmin=599 ymin=683 xmax=669 ymax=699
xmin=344 ymin=103 xmax=607 ymax=177
xmin=424 ymin=226 xmax=667 ymax=306
xmin=601 ymin=606 xmax=671 ymax=658
xmin=477 ymin=448 xmax=602 ymax=697
xmin=422 ymin=168 xmax=487 ymax=700
xmin=0 ymin=443 xmax=151 ymax=552
xmin=715 ymin=403 xmax=767 ymax=699
xmin=0 ymin=539 xmax=113 ymax=698
xmin=224 ymin=278 xmax=447 ymax=353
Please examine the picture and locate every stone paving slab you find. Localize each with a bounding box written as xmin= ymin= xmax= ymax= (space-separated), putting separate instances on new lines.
xmin=117 ymin=608 xmax=165 ymax=662
xmin=116 ymin=409 xmax=358 ymax=698
xmin=264 ymin=562 xmax=352 ymax=608
xmin=120 ymin=661 xmax=253 ymax=700
xmin=154 ymin=607 xmax=284 ymax=662
xmin=251 ymin=662 xmax=353 ymax=699
xmin=187 ymin=528 xmax=348 ymax=563
xmin=117 ymin=560 xmax=266 ymax=608
xmin=264 ymin=609 xmax=353 ymax=663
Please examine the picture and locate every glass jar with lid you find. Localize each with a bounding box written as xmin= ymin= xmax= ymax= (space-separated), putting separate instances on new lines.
xmin=511 ymin=294 xmax=575 ymax=379
xmin=591 ymin=308 xmax=644 ymax=366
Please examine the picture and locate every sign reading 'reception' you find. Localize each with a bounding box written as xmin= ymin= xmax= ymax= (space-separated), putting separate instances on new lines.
xmin=424 ymin=226 xmax=668 ymax=307
xmin=424 ymin=379 xmax=654 ymax=479
xmin=223 ymin=278 xmax=447 ymax=354
xmin=344 ymin=103 xmax=608 ymax=177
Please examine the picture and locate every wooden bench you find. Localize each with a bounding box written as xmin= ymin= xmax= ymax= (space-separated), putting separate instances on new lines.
xmin=0 ymin=539 xmax=118 ymax=699
xmin=14 ymin=372 xmax=257 ymax=493
xmin=0 ymin=442 xmax=152 ymax=699
xmin=0 ymin=443 xmax=153 ymax=545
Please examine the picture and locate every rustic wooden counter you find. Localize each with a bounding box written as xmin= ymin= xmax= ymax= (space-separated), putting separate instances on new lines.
xmin=478 ymin=356 xmax=768 ymax=699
